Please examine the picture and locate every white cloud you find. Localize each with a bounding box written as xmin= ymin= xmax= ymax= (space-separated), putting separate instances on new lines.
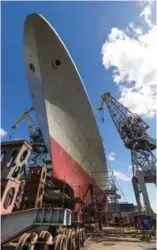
xmin=0 ymin=128 xmax=7 ymax=138
xmin=113 ymin=170 xmax=131 ymax=181
xmin=140 ymin=1 xmax=154 ymax=6
xmin=107 ymin=152 xmax=116 ymax=161
xmin=127 ymin=22 xmax=143 ymax=36
xmin=101 ymin=2 xmax=157 ymax=119
xmin=140 ymin=5 xmax=153 ymax=28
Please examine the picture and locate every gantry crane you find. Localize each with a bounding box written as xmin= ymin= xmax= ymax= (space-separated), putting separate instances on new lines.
xmin=11 ymin=107 xmax=51 ymax=167
xmin=98 ymin=92 xmax=156 ymax=216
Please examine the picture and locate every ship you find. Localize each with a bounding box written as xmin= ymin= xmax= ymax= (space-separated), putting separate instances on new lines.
xmin=24 ymin=13 xmax=107 ymax=208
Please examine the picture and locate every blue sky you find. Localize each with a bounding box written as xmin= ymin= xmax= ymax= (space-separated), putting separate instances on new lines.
xmin=1 ymin=1 xmax=156 ymax=209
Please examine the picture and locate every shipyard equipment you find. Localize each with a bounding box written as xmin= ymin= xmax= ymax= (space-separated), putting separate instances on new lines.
xmin=1 ymin=140 xmax=86 ymax=250
xmin=10 ymin=107 xmax=51 ymax=167
xmin=98 ymin=92 xmax=156 ymax=217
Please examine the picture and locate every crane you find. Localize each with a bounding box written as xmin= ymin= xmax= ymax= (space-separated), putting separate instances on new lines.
xmin=10 ymin=107 xmax=51 ymax=167
xmin=11 ymin=107 xmax=34 ymax=130
xmin=98 ymin=92 xmax=156 ymax=216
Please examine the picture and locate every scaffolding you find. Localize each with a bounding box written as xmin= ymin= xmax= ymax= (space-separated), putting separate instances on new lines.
xmin=91 ymin=170 xmax=121 ymax=225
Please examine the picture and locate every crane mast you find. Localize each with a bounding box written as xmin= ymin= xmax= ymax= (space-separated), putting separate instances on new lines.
xmin=11 ymin=107 xmax=51 ymax=167
xmin=98 ymin=92 xmax=156 ymax=216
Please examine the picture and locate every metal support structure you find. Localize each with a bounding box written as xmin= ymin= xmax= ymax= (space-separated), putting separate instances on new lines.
xmin=9 ymin=108 xmax=51 ymax=168
xmin=28 ymin=126 xmax=51 ymax=167
xmin=1 ymin=136 xmax=86 ymax=249
xmin=132 ymin=176 xmax=143 ymax=214
xmin=131 ymin=144 xmax=156 ymax=177
xmin=1 ymin=208 xmax=72 ymax=244
xmin=91 ymin=170 xmax=121 ymax=224
xmin=98 ymin=92 xmax=156 ymax=216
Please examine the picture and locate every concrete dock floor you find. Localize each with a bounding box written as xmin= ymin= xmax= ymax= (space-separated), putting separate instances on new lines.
xmin=84 ymin=227 xmax=156 ymax=250
xmin=85 ymin=239 xmax=156 ymax=250
xmin=85 ymin=241 xmax=156 ymax=250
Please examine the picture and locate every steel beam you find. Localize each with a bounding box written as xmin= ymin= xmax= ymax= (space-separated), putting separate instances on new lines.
xmin=132 ymin=170 xmax=155 ymax=216
xmin=136 ymin=170 xmax=154 ymax=216
xmin=1 ymin=208 xmax=71 ymax=244
xmin=132 ymin=177 xmax=143 ymax=214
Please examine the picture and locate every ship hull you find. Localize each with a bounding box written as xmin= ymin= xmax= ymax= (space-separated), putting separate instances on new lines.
xmin=50 ymin=136 xmax=93 ymax=204
xmin=24 ymin=14 xmax=107 ymax=207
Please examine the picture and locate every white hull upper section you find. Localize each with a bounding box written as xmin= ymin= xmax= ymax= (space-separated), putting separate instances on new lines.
xmin=24 ymin=14 xmax=107 ymax=178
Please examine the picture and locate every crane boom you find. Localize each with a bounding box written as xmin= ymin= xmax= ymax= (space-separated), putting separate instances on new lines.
xmin=11 ymin=107 xmax=34 ymax=129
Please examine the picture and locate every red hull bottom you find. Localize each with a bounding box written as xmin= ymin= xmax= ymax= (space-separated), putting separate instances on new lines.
xmin=50 ymin=136 xmax=107 ymax=209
